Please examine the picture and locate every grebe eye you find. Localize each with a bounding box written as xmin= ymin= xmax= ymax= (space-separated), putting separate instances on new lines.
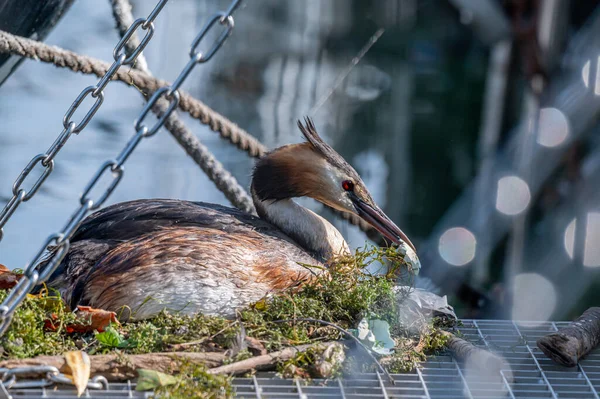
xmin=342 ymin=180 xmax=354 ymax=191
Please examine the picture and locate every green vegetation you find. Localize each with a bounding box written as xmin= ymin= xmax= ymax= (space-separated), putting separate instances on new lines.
xmin=1 ymin=245 xmax=452 ymax=398
xmin=146 ymin=362 xmax=233 ymax=399
xmin=0 ymin=287 xmax=79 ymax=358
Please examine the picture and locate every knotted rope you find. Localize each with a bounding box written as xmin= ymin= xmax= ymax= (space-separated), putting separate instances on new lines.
xmin=109 ymin=0 xmax=255 ymax=215
xmin=0 ymin=30 xmax=267 ymax=158
xmin=0 ymin=29 xmax=377 ymax=238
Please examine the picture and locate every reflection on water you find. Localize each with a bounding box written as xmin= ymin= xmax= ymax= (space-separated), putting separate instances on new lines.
xmin=0 ymin=1 xmax=485 ymax=277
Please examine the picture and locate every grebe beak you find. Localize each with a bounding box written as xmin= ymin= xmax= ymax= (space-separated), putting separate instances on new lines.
xmin=350 ymin=193 xmax=416 ymax=252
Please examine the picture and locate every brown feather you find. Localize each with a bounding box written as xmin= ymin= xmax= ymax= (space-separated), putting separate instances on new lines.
xmin=78 ymin=226 xmax=318 ymax=318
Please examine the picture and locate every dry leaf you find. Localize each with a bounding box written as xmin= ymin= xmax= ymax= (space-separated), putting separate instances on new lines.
xmin=44 ymin=313 xmax=60 ymax=332
xmin=0 ymin=267 xmax=21 ymax=290
xmin=63 ymin=351 xmax=91 ymax=397
xmin=245 ymin=336 xmax=267 ymax=356
xmin=65 ymin=306 xmax=120 ymax=334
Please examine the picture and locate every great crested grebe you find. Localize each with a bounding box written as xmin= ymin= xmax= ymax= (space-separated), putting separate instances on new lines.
xmin=45 ymin=118 xmax=418 ymax=319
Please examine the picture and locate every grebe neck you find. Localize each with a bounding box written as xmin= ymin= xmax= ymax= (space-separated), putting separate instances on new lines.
xmin=251 ymin=187 xmax=350 ymax=262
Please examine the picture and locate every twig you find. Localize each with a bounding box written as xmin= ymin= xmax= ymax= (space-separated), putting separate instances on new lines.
xmin=537 ymin=307 xmax=600 ymax=367
xmin=0 ymin=352 xmax=226 ymax=381
xmin=309 ymin=27 xmax=385 ymax=115
xmin=208 ymin=341 xmax=342 ymax=376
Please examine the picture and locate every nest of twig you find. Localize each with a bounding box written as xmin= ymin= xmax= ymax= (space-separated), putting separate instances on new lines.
xmin=0 ymin=246 xmax=467 ymax=397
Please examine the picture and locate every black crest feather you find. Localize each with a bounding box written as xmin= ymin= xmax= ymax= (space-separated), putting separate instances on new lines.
xmin=297 ymin=117 xmax=358 ymax=176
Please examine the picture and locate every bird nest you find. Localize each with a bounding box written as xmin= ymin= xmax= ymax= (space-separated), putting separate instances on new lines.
xmin=0 ymin=246 xmax=455 ymax=398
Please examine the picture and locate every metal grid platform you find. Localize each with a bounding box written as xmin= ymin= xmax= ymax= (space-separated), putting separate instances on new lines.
xmin=7 ymin=320 xmax=600 ymax=398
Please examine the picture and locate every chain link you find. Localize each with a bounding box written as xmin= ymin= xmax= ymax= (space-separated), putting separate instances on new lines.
xmin=0 ymin=0 xmax=243 ymax=337
xmin=24 ymin=233 xmax=70 ymax=283
xmin=190 ymin=12 xmax=234 ymax=63
xmin=113 ymin=18 xmax=155 ymax=65
xmin=135 ymin=87 xmax=180 ymax=136
xmin=94 ymin=54 xmax=126 ymax=96
xmin=0 ymin=365 xmax=108 ymax=391
xmin=0 ymin=0 xmax=171 ymax=243
xmin=0 ymin=191 xmax=25 ymax=235
xmin=81 ymin=161 xmax=124 ymax=211
xmin=0 ymin=0 xmax=176 ymax=336
xmin=63 ymin=86 xmax=105 ymax=133
xmin=44 ymin=122 xmax=76 ymax=166
xmin=12 ymin=154 xmax=54 ymax=201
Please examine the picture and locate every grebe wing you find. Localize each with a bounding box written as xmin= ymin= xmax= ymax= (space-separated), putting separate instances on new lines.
xmin=71 ymin=199 xmax=294 ymax=243
xmin=46 ymin=199 xmax=320 ymax=311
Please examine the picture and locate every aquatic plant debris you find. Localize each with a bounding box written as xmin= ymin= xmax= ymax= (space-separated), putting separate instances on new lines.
xmin=0 ymin=244 xmax=456 ymax=397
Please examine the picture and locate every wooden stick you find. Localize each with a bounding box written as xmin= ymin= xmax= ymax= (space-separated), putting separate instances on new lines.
xmin=440 ymin=330 xmax=506 ymax=373
xmin=208 ymin=342 xmax=341 ymax=376
xmin=537 ymin=307 xmax=600 ymax=367
xmin=0 ymin=352 xmax=226 ymax=381
xmin=0 ymin=342 xmax=342 ymax=381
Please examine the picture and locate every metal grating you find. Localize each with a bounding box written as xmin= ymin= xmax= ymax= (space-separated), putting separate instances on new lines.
xmin=6 ymin=320 xmax=600 ymax=398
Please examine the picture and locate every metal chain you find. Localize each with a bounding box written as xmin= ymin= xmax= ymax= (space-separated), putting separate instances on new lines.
xmin=0 ymin=365 xmax=108 ymax=391
xmin=0 ymin=0 xmax=169 ymax=242
xmin=0 ymin=0 xmax=243 ymax=337
xmin=0 ymin=0 xmax=174 ymax=336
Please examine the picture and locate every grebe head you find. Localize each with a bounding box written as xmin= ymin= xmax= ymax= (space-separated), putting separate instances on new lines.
xmin=252 ymin=117 xmax=416 ymax=252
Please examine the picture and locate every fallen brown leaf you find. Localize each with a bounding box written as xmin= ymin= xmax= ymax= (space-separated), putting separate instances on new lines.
xmin=63 ymin=351 xmax=91 ymax=397
xmin=66 ymin=306 xmax=120 ymax=334
xmin=44 ymin=313 xmax=60 ymax=332
xmin=0 ymin=267 xmax=22 ymax=289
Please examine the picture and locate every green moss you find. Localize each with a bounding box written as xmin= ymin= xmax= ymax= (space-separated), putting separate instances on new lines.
xmin=123 ymin=312 xmax=234 ymax=354
xmin=0 ymin=288 xmax=80 ymax=358
xmin=278 ymin=346 xmax=323 ymax=379
xmin=278 ymin=343 xmax=345 ymax=379
xmin=2 ymin=244 xmax=447 ymax=382
xmin=152 ymin=360 xmax=233 ymax=399
xmin=239 ymin=245 xmax=411 ymax=349
xmin=385 ymin=324 xmax=450 ymax=373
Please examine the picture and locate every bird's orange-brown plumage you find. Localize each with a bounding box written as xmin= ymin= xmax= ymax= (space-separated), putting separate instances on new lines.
xmin=43 ymin=118 xmax=417 ymax=320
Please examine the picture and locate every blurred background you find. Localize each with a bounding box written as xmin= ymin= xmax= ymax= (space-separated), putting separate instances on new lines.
xmin=1 ymin=0 xmax=599 ymax=323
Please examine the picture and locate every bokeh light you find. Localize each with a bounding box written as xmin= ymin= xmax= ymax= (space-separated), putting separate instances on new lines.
xmin=495 ymin=176 xmax=531 ymax=216
xmin=563 ymin=212 xmax=600 ymax=267
xmin=511 ymin=273 xmax=557 ymax=325
xmin=438 ymin=227 xmax=477 ymax=266
xmin=537 ymin=107 xmax=569 ymax=147
xmin=582 ymin=58 xmax=600 ymax=95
